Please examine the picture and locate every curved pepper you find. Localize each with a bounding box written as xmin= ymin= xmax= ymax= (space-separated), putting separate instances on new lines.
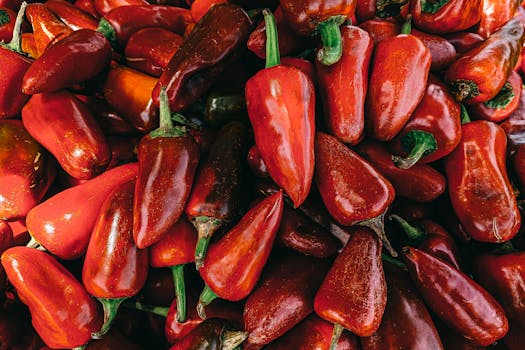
xmin=402 ymin=246 xmax=508 ymax=346
xmin=246 ymin=10 xmax=315 ymax=208
xmin=477 ymin=0 xmax=520 ymax=39
xmin=152 ymin=4 xmax=252 ymax=112
xmin=190 ymin=0 xmax=227 ymax=21
xmin=444 ymin=18 xmax=525 ymax=104
xmin=280 ymin=0 xmax=356 ymax=65
xmin=0 ymin=120 xmax=55 ymax=220
xmin=410 ymin=0 xmax=482 ymax=34
xmin=26 ymin=163 xmax=138 ymax=260
xmin=388 ymin=75 xmax=461 ymax=168
xmin=75 ymin=0 xmax=99 ymax=19
xmin=444 ymin=120 xmax=521 ymax=243
xmin=124 ymin=28 xmax=183 ymax=77
xmin=25 ymin=3 xmax=72 ymax=57
xmin=169 ymin=318 xmax=247 ymax=350
xmin=366 ymin=17 xmax=431 ymax=141
xmin=197 ymin=191 xmax=283 ymax=316
xmin=358 ymin=19 xmax=400 ymax=44
xmin=93 ymin=0 xmax=147 ymax=17
xmin=45 ymin=0 xmax=98 ymax=30
xmin=445 ymin=31 xmax=484 ymax=55
xmin=316 ymin=25 xmax=372 ymax=145
xmin=412 ymin=29 xmax=456 ymax=72
xmin=1 ymin=246 xmax=102 ymax=349
xmin=22 ymin=90 xmax=111 ymax=180
xmin=22 ymin=29 xmax=112 ymax=94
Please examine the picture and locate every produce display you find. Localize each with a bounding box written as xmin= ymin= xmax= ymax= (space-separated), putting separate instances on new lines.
xmin=0 ymin=0 xmax=524 ymax=349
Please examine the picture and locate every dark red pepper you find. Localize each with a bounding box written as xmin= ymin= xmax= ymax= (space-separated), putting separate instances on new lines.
xmin=45 ymin=0 xmax=98 ymax=30
xmin=93 ymin=0 xmax=148 ymax=17
xmin=190 ymin=0 xmax=227 ymax=22
xmin=247 ymin=145 xmax=269 ymax=178
xmin=412 ymin=29 xmax=456 ymax=72
xmin=169 ymin=318 xmax=247 ymax=350
xmin=500 ymin=86 xmax=525 ymax=150
xmin=410 ymin=0 xmax=482 ymax=34
xmin=358 ymin=19 xmax=400 ymax=44
xmin=75 ymin=0 xmax=99 ymax=18
xmin=356 ymin=0 xmax=408 ymax=21
xmin=446 ymin=31 xmax=484 ymax=55
xmin=515 ymin=144 xmax=525 ymax=190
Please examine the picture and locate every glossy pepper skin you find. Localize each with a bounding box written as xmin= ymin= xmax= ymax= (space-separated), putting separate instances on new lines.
xmin=45 ymin=0 xmax=98 ymax=31
xmin=316 ymin=25 xmax=372 ymax=145
xmin=83 ymin=180 xmax=148 ymax=338
xmin=0 ymin=220 xmax=13 ymax=292
xmin=477 ymin=0 xmax=519 ymax=39
xmin=190 ymin=0 xmax=227 ymax=22
xmin=468 ymin=70 xmax=522 ymax=122
xmin=22 ymin=29 xmax=112 ymax=94
xmin=501 ymin=88 xmax=525 ymax=150
xmin=444 ymin=121 xmax=521 ymax=243
xmin=361 ymin=262 xmax=444 ymax=350
xmin=402 ymin=246 xmax=508 ymax=346
xmin=388 ymin=75 xmax=461 ymax=168
xmin=410 ymin=0 xmax=482 ymax=34
xmin=356 ymin=140 xmax=446 ymax=203
xmin=26 ymin=163 xmax=138 ymax=260
xmin=412 ymin=29 xmax=456 ymax=72
xmin=124 ymin=28 xmax=183 ymax=77
xmin=22 ymin=90 xmax=111 ymax=180
xmin=515 ymin=144 xmax=525 ymax=190
xmin=152 ymin=4 xmax=252 ymax=112
xmin=103 ymin=65 xmax=159 ymax=133
xmin=75 ymin=0 xmax=99 ymax=19
xmin=0 ymin=120 xmax=55 ymax=220
xmin=446 ymin=31 xmax=484 ymax=55
xmin=358 ymin=19 xmax=400 ymax=44
xmin=445 ymin=18 xmax=525 ymax=104
xmin=93 ymin=0 xmax=147 ymax=17
xmin=169 ymin=318 xmax=247 ymax=350
xmin=243 ymin=252 xmax=330 ymax=349
xmin=0 ymin=7 xmax=16 ymax=42
xmin=366 ymin=20 xmax=432 ymax=141
xmin=314 ymin=226 xmax=386 ymax=338
xmin=1 ymin=247 xmax=103 ymax=349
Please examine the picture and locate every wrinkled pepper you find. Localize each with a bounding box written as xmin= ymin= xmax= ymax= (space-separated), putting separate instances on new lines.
xmin=410 ymin=0 xmax=482 ymax=34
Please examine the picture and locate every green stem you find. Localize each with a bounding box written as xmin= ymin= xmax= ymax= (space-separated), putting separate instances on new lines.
xmin=389 ymin=214 xmax=425 ymax=242
xmin=150 ymin=87 xmax=187 ymax=138
xmin=171 ymin=264 xmax=187 ymax=323
xmin=193 ymin=216 xmax=222 ymax=270
xmin=0 ymin=10 xmax=10 ymax=26
xmin=420 ymin=0 xmax=450 ymax=14
xmin=222 ymin=330 xmax=249 ymax=350
xmin=316 ymin=16 xmax=345 ymax=66
xmin=26 ymin=236 xmax=42 ymax=250
xmin=172 ymin=113 xmax=200 ymax=129
xmin=97 ymin=17 xmax=117 ymax=48
xmin=359 ymin=211 xmax=398 ymax=257
xmin=450 ymin=80 xmax=480 ymax=102
xmin=123 ymin=301 xmax=169 ymax=317
xmin=92 ymin=297 xmax=127 ymax=339
xmin=401 ymin=14 xmax=412 ymax=34
xmin=460 ymin=104 xmax=471 ymax=124
xmin=329 ymin=323 xmax=344 ymax=350
xmin=197 ymin=284 xmax=219 ymax=320
xmin=376 ymin=0 xmax=408 ymax=18
xmin=382 ymin=253 xmax=407 ymax=269
xmin=484 ymin=82 xmax=515 ymax=109
xmin=263 ymin=9 xmax=280 ymax=68
xmin=2 ymin=1 xmax=26 ymax=54
xmin=392 ymin=130 xmax=437 ymax=169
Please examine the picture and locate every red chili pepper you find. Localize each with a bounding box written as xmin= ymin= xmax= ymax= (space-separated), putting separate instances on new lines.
xmin=316 ymin=25 xmax=372 ymax=145
xmin=445 ymin=31 xmax=484 ymax=55
xmin=0 ymin=7 xmax=15 ymax=42
xmin=402 ymin=246 xmax=508 ymax=346
xmin=98 ymin=5 xmax=192 ymax=48
xmin=22 ymin=90 xmax=111 ymax=180
xmin=103 ymin=65 xmax=159 ymax=133
xmin=93 ymin=0 xmax=147 ymax=16
xmin=22 ymin=29 xmax=111 ymax=95
xmin=169 ymin=318 xmax=247 ymax=350
xmin=244 ymin=252 xmax=330 ymax=349
xmin=468 ymin=70 xmax=522 ymax=122
xmin=412 ymin=29 xmax=456 ymax=72
xmin=190 ymin=0 xmax=227 ymax=22
xmin=356 ymin=140 xmax=446 ymax=203
xmin=515 ymin=144 xmax=525 ymax=190
xmin=314 ymin=131 xmax=396 ymax=255
xmin=247 ymin=145 xmax=269 ymax=178
xmin=75 ymin=0 xmax=99 ymax=19
xmin=0 ymin=120 xmax=55 ymax=220
xmin=477 ymin=0 xmax=520 ymax=39
xmin=149 ymin=217 xmax=197 ymax=323
xmin=410 ymin=0 xmax=482 ymax=34
xmin=366 ymin=16 xmax=431 ymax=141
xmin=83 ymin=180 xmax=148 ymax=339
xmin=361 ymin=262 xmax=444 ymax=350
xmin=26 ymin=163 xmax=138 ymax=260
xmin=152 ymin=4 xmax=252 ymax=112
xmin=314 ymin=226 xmax=386 ymax=348
xmin=20 ymin=32 xmax=37 ymax=58
xmin=1 ymin=246 xmax=103 ymax=349
xmin=445 ymin=18 xmax=525 ymax=104
xmin=124 ymin=28 xmax=183 ymax=77
xmin=246 ymin=10 xmax=315 ymax=208
xmin=197 ymin=191 xmax=283 ymax=317
xmin=280 ymin=0 xmax=356 ymax=65
xmin=45 ymin=0 xmax=98 ymax=30
xmin=105 ymin=136 xmax=138 ymax=169
xmin=500 ymin=86 xmax=525 ymax=150
xmin=358 ymin=18 xmax=400 ymax=44
xmin=0 ymin=220 xmax=13 ymax=293
xmin=388 ymin=74 xmax=461 ymax=168
xmin=133 ymin=88 xmax=199 ymax=248
xmin=444 ymin=120 xmax=521 ymax=243
xmin=280 ymin=56 xmax=316 ymax=82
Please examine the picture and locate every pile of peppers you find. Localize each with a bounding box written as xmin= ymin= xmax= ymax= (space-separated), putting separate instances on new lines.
xmin=1 ymin=0 xmax=525 ymax=348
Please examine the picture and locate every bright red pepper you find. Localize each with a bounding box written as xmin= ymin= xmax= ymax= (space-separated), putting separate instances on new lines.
xmin=133 ymin=89 xmax=199 ymax=248
xmin=93 ymin=0 xmax=147 ymax=16
xmin=316 ymin=25 xmax=372 ymax=145
xmin=314 ymin=131 xmax=396 ymax=255
xmin=358 ymin=19 xmax=400 ymax=44
xmin=402 ymin=246 xmax=508 ymax=346
xmin=366 ymin=18 xmax=431 ymax=141
xmin=0 ymin=120 xmax=55 ymax=220
xmin=22 ymin=90 xmax=111 ymax=180
xmin=314 ymin=226 xmax=386 ymax=347
xmin=477 ymin=0 xmax=520 ymax=39
xmin=468 ymin=70 xmax=522 ymax=122
xmin=26 ymin=163 xmax=138 ymax=260
xmin=388 ymin=74 xmax=461 ymax=168
xmin=83 ymin=180 xmax=148 ymax=339
xmin=22 ymin=29 xmax=111 ymax=95
xmin=45 ymin=0 xmax=98 ymax=30
xmin=0 ymin=7 xmax=15 ymax=42
xmin=169 ymin=318 xmax=247 ymax=350
xmin=197 ymin=191 xmax=283 ymax=316
xmin=246 ymin=10 xmax=315 ymax=208
xmin=410 ymin=0 xmax=482 ymax=34
xmin=444 ymin=120 xmax=521 ymax=243
xmin=361 ymin=262 xmax=444 ymax=350
xmin=445 ymin=18 xmax=525 ymax=104
xmin=124 ymin=28 xmax=183 ymax=77
xmin=280 ymin=56 xmax=316 ymax=82
xmin=1 ymin=246 xmax=102 ymax=349
xmin=356 ymin=140 xmax=446 ymax=203
xmin=190 ymin=0 xmax=227 ymax=21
